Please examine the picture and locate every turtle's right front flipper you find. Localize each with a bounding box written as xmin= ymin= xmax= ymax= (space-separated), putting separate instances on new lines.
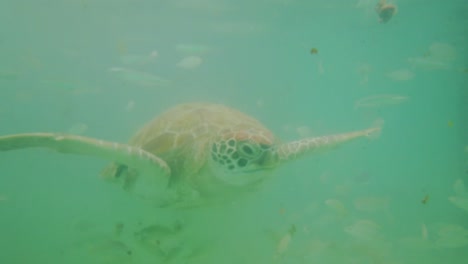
xmin=0 ymin=133 xmax=171 ymax=199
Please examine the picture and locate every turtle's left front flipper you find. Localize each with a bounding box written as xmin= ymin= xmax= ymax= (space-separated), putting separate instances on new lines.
xmin=0 ymin=133 xmax=171 ymax=199
xmin=276 ymin=120 xmax=383 ymax=162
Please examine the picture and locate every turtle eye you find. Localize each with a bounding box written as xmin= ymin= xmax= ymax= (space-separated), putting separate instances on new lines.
xmin=242 ymin=145 xmax=253 ymax=155
xmin=237 ymin=141 xmax=262 ymax=159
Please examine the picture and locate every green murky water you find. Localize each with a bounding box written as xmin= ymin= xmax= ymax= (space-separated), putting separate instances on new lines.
xmin=0 ymin=0 xmax=467 ymax=263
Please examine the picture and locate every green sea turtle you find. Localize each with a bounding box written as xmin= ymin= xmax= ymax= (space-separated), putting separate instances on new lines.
xmin=0 ymin=103 xmax=382 ymax=206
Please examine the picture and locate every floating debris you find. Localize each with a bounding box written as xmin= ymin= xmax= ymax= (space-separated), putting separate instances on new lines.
xmin=276 ymin=231 xmax=292 ymax=255
xmin=448 ymin=196 xmax=468 ymax=212
xmin=421 ymin=195 xmax=430 ymax=205
xmin=310 ymin=48 xmax=318 ymax=55
xmin=449 ymin=178 xmax=468 ymax=212
xmin=355 ymin=94 xmax=409 ymax=109
xmin=428 ymin=42 xmax=456 ymax=62
xmin=278 ymin=207 xmax=286 ymax=216
xmin=435 ymin=224 xmax=468 ymax=248
xmin=0 ymin=194 xmax=7 ymax=202
xmin=421 ymin=223 xmax=429 ymax=240
xmin=386 ymin=69 xmax=414 ymax=81
xmin=407 ymin=57 xmax=450 ymax=71
xmin=134 ymin=222 xmax=183 ymax=258
xmin=408 ymin=42 xmax=456 ymax=71
xmin=109 ymin=67 xmax=171 ymax=88
xmin=344 ymin=219 xmax=380 ymax=240
xmin=176 ymin=56 xmax=203 ymax=69
xmin=275 ymin=224 xmax=296 ymax=257
xmin=375 ymin=0 xmax=397 ymax=23
xmin=325 ymin=199 xmax=347 ymax=216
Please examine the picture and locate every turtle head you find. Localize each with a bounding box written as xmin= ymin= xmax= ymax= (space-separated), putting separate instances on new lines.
xmin=209 ymin=135 xmax=278 ymax=185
